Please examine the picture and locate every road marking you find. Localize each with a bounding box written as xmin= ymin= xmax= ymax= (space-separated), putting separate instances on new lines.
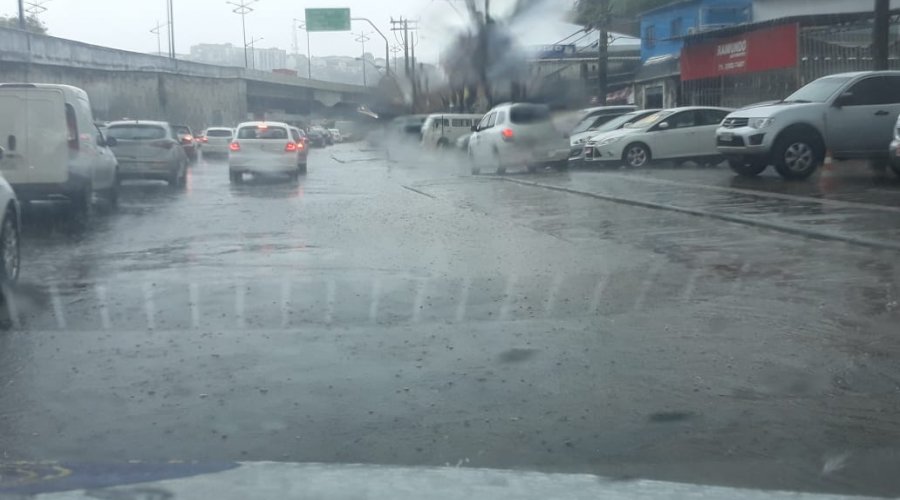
xmin=589 ymin=274 xmax=609 ymax=314
xmin=633 ymin=262 xmax=663 ymax=312
xmin=455 ymin=277 xmax=471 ymax=322
xmin=402 ymin=185 xmax=437 ymax=199
xmin=190 ymin=283 xmax=200 ymax=329
xmin=412 ymin=279 xmax=427 ymax=323
xmin=142 ymin=283 xmax=156 ymax=330
xmin=49 ymin=284 xmax=67 ymax=330
xmin=280 ymin=281 xmax=292 ymax=328
xmin=369 ymin=278 xmax=382 ymax=324
xmin=499 ymin=274 xmax=518 ymax=321
xmin=543 ymin=274 xmax=564 ymax=318
xmin=95 ymin=285 xmax=111 ymax=330
xmin=325 ymin=280 xmax=336 ymax=325
xmin=235 ymin=282 xmax=245 ymax=329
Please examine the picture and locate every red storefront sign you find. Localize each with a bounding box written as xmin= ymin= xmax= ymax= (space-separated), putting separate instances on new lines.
xmin=680 ymin=23 xmax=799 ymax=81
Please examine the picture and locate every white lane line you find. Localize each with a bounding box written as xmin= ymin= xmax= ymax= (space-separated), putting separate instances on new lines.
xmin=412 ymin=279 xmax=427 ymax=323
xmin=3 ymin=285 xmax=20 ymax=329
xmin=280 ymin=281 xmax=292 ymax=328
xmin=633 ymin=262 xmax=663 ymax=312
xmin=235 ymin=282 xmax=246 ymax=329
xmin=325 ymin=280 xmax=336 ymax=325
xmin=190 ymin=283 xmax=200 ymax=329
xmin=95 ymin=285 xmax=111 ymax=330
xmin=499 ymin=274 xmax=518 ymax=321
xmin=369 ymin=278 xmax=382 ymax=324
xmin=142 ymin=283 xmax=156 ymax=330
xmin=49 ymin=284 xmax=67 ymax=330
xmin=543 ymin=274 xmax=564 ymax=318
xmin=455 ymin=278 xmax=471 ymax=322
xmin=589 ymin=274 xmax=609 ymax=314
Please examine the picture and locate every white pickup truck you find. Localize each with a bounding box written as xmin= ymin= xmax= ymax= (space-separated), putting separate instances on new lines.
xmin=716 ymin=71 xmax=900 ymax=179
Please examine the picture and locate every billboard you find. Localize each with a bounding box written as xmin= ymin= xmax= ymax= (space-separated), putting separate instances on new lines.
xmin=305 ymin=8 xmax=351 ymax=32
xmin=681 ymin=23 xmax=799 ymax=81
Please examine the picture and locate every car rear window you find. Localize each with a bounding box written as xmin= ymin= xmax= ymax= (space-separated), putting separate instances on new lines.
xmin=509 ymin=105 xmax=550 ymax=124
xmin=107 ymin=125 xmax=167 ymax=140
xmin=237 ymin=126 xmax=288 ymax=139
xmin=206 ymin=129 xmax=232 ymax=137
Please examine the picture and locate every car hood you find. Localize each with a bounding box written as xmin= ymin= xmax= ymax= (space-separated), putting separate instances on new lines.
xmin=587 ymin=127 xmax=645 ymax=144
xmin=1 ymin=461 xmax=867 ymax=499
xmin=727 ymin=101 xmax=821 ymax=119
xmin=569 ymin=130 xmax=598 ymax=145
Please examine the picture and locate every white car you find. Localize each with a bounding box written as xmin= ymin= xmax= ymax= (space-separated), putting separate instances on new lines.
xmin=467 ymin=103 xmax=570 ymax=174
xmin=229 ymin=121 xmax=307 ymax=182
xmin=583 ymin=106 xmax=733 ymax=168
xmin=107 ymin=120 xmax=189 ymax=187
xmin=421 ymin=113 xmax=483 ymax=149
xmin=0 ymin=151 xmax=19 ymax=285
xmin=569 ymin=109 xmax=662 ymax=160
xmin=200 ymin=127 xmax=234 ymax=157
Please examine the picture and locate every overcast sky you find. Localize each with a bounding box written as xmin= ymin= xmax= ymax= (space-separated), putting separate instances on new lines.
xmin=0 ymin=0 xmax=582 ymax=62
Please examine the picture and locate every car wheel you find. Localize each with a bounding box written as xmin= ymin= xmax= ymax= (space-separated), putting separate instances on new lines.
xmin=0 ymin=207 xmax=20 ymax=284
xmin=773 ymin=133 xmax=821 ymax=180
xmin=728 ymin=157 xmax=768 ymax=177
xmin=70 ymin=184 xmax=94 ymax=229
xmin=229 ymin=171 xmax=243 ymax=184
xmin=106 ymin=175 xmax=120 ymax=208
xmin=623 ymin=143 xmax=651 ymax=168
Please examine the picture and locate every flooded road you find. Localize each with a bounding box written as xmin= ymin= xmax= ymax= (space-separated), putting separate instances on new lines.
xmin=2 ymin=144 xmax=900 ymax=496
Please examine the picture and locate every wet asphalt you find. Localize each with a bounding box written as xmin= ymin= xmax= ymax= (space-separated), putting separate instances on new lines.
xmin=2 ymin=144 xmax=900 ymax=496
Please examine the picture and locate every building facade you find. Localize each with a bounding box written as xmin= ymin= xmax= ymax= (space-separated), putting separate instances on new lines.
xmin=752 ymin=0 xmax=900 ymax=22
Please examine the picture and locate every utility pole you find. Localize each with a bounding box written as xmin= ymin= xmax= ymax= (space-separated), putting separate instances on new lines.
xmin=596 ymin=0 xmax=610 ymax=104
xmin=874 ymin=0 xmax=890 ymax=70
xmin=166 ymin=0 xmax=175 ymax=59
xmin=17 ymin=0 xmax=25 ymax=29
xmin=246 ymin=36 xmax=263 ymax=70
xmin=354 ymin=31 xmax=371 ymax=87
xmin=227 ymin=0 xmax=259 ymax=68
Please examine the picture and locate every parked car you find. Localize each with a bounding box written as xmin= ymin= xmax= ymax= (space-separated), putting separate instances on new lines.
xmin=172 ymin=124 xmax=198 ymax=162
xmin=583 ymin=107 xmax=733 ymax=168
xmin=717 ymin=71 xmax=900 ymax=179
xmin=0 ymin=83 xmax=119 ymax=225
xmin=890 ymin=114 xmax=900 ymax=177
xmin=229 ymin=121 xmax=307 ymax=182
xmin=0 ymin=148 xmax=20 ymax=285
xmin=468 ymin=103 xmax=571 ymax=175
xmin=106 ymin=120 xmax=188 ymax=187
xmin=421 ymin=113 xmax=483 ymax=150
xmin=200 ymin=127 xmax=234 ymax=158
xmin=568 ymin=105 xmax=638 ymax=136
xmin=570 ymin=108 xmax=662 ymax=160
xmin=328 ymin=128 xmax=343 ymax=143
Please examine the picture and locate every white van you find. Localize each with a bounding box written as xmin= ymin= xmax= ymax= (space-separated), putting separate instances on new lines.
xmin=421 ymin=113 xmax=483 ymax=149
xmin=0 ymin=83 xmax=119 ymax=223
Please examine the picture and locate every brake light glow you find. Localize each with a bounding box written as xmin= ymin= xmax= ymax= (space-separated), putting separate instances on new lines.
xmin=183 ymin=135 xmax=194 ymax=142
xmin=285 ymin=142 xmax=298 ymax=152
xmin=229 ymin=141 xmax=241 ymax=152
xmin=501 ymin=128 xmax=514 ymax=141
xmin=199 ymin=136 xmax=208 ymax=143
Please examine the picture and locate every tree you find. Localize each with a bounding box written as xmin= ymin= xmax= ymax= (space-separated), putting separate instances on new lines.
xmin=0 ymin=15 xmax=47 ymax=34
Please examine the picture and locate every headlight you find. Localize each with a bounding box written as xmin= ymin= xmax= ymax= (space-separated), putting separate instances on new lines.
xmin=596 ymin=136 xmax=623 ymax=147
xmin=748 ymin=118 xmax=775 ymax=129
xmin=572 ymin=137 xmax=587 ymax=146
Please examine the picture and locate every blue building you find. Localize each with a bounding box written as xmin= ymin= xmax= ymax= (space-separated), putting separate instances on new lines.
xmin=633 ymin=0 xmax=752 ymax=108
xmin=639 ymin=0 xmax=753 ymax=61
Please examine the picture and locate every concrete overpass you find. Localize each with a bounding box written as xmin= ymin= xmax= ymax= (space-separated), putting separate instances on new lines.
xmin=0 ymin=27 xmax=374 ymax=128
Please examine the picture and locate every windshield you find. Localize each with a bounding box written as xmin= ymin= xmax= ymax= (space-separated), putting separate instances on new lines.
xmin=106 ymin=124 xmax=167 ymax=140
xmin=5 ymin=3 xmax=900 ymax=499
xmin=783 ymin=75 xmax=853 ymax=102
xmin=626 ymin=110 xmax=674 ymax=128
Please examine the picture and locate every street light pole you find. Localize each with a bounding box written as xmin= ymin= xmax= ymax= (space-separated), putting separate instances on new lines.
xmin=294 ymin=20 xmax=312 ymax=79
xmin=351 ymin=17 xmax=390 ymax=75
xmin=246 ymin=36 xmax=263 ymax=70
xmin=168 ymin=0 xmax=176 ymax=59
xmin=354 ymin=31 xmax=371 ymax=87
xmin=17 ymin=0 xmax=25 ymax=29
xmin=150 ymin=20 xmax=169 ymax=56
xmin=227 ymin=0 xmax=259 ymax=68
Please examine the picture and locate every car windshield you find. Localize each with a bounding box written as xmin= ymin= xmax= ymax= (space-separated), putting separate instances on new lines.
xmin=783 ymin=75 xmax=854 ymax=102
xmin=626 ymin=110 xmax=674 ymax=128
xmin=5 ymin=3 xmax=900 ymax=499
xmin=106 ymin=124 xmax=167 ymax=140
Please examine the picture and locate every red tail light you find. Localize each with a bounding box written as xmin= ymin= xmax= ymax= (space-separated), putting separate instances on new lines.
xmin=229 ymin=141 xmax=241 ymax=152
xmin=285 ymin=142 xmax=298 ymax=152
xmin=501 ymin=128 xmax=514 ymax=141
xmin=296 ymin=141 xmax=306 ymax=151
xmin=199 ymin=136 xmax=208 ymax=143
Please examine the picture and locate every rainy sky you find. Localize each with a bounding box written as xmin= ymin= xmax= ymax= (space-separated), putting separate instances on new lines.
xmin=0 ymin=0 xmax=580 ymax=61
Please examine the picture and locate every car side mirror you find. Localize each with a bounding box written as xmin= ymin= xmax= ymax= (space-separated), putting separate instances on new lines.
xmin=471 ymin=125 xmax=478 ymax=132
xmin=657 ymin=121 xmax=670 ymax=130
xmin=834 ymin=91 xmax=853 ymax=107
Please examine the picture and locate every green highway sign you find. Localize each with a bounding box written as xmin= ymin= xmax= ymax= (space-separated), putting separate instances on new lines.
xmin=305 ymin=8 xmax=351 ymax=32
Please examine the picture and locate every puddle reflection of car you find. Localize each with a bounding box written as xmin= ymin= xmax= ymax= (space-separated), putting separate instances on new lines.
xmin=229 ymin=121 xmax=308 ymax=183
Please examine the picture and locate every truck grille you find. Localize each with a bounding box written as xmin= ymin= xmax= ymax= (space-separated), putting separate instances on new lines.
xmin=721 ymin=117 xmax=749 ymax=129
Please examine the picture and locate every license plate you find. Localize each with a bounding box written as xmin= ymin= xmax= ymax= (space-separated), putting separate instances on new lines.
xmin=719 ymin=132 xmax=733 ymax=141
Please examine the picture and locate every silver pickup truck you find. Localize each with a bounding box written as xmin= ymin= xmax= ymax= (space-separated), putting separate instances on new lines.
xmin=716 ymin=71 xmax=900 ymax=179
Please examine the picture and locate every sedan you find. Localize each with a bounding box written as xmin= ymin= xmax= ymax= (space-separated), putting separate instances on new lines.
xmin=106 ymin=120 xmax=189 ymax=187
xmin=229 ymin=121 xmax=307 ymax=182
xmin=569 ymin=109 xmax=661 ymax=163
xmin=583 ymin=107 xmax=733 ymax=168
xmin=200 ymin=127 xmax=234 ymax=158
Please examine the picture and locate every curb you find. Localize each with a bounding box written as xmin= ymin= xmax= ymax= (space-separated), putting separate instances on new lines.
xmin=495 ymin=177 xmax=900 ymax=253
